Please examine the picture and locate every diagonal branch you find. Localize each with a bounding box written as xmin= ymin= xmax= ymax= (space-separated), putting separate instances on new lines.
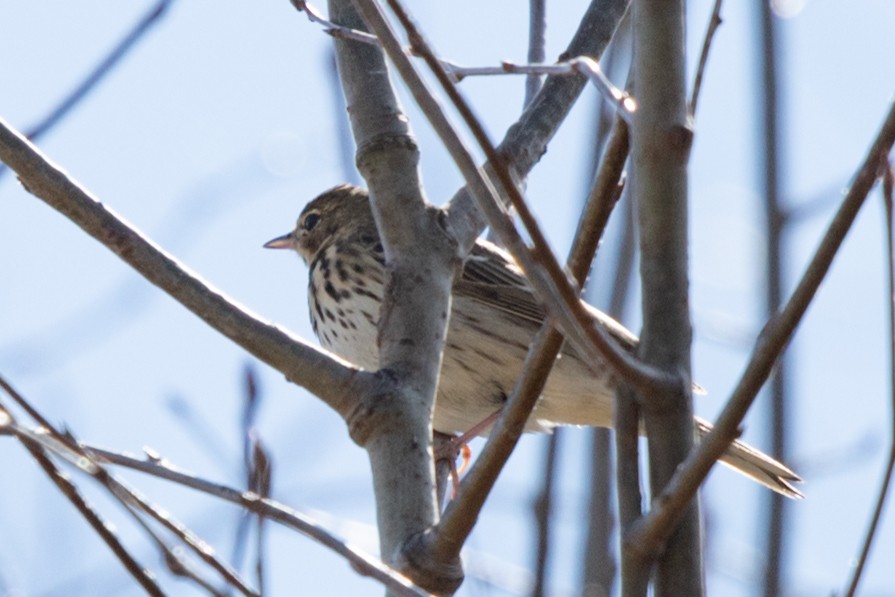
xmin=843 ymin=159 xmax=895 ymax=597
xmin=626 ymin=97 xmax=895 ymax=556
xmin=1 ymin=375 xmax=258 ymax=595
xmin=0 ymin=390 xmax=431 ymax=597
xmin=0 ymin=118 xmax=367 ymax=420
xmin=429 ymin=152 xmax=627 ymax=564
xmin=0 ymin=399 xmax=164 ymax=595
xmin=0 ymin=0 xmax=173 ymax=181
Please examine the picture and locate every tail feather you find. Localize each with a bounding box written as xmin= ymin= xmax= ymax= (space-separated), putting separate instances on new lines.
xmin=696 ymin=418 xmax=803 ymax=499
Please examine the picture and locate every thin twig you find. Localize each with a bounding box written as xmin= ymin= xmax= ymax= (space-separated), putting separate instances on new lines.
xmin=233 ymin=364 xmax=271 ymax=592
xmin=1 ymin=377 xmax=258 ymax=596
xmin=626 ymin=98 xmax=895 ymax=555
xmin=447 ymin=60 xmax=635 ymax=119
xmin=291 ymin=0 xmax=378 ymax=43
xmin=435 ymin=60 xmax=635 ymax=121
xmin=758 ymin=3 xmax=788 ymax=594
xmin=293 ymin=0 xmax=634 ymax=113
xmin=531 ymin=431 xmax=559 ymax=597
xmin=0 ymin=416 xmax=430 ymax=597
xmin=0 ymin=401 xmax=164 ymax=596
xmin=689 ymin=0 xmax=723 ymax=115
xmin=843 ymin=159 xmax=895 ymax=597
xmin=525 ymin=0 xmax=547 ymax=107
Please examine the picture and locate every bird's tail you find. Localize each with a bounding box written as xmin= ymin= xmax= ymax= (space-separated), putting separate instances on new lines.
xmin=696 ymin=418 xmax=803 ymax=499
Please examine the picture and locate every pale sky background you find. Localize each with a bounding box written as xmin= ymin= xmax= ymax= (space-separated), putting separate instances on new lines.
xmin=2 ymin=1 xmax=895 ymax=595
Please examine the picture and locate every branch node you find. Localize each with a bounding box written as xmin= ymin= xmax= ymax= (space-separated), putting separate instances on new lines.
xmin=355 ymin=134 xmax=420 ymax=174
xmin=345 ymin=368 xmax=420 ymax=448
xmin=397 ymin=529 xmax=464 ymax=595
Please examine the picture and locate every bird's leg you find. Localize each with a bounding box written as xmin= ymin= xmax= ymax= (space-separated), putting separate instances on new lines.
xmin=435 ymin=408 xmax=503 ymax=497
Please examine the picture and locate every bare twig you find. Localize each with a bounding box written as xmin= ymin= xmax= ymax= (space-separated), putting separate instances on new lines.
xmin=689 ymin=0 xmax=723 ymax=115
xmin=582 ymin=93 xmax=634 ymax=597
xmin=0 ymin=415 xmax=430 ymax=597
xmin=232 ymin=364 xmax=271 ymax=592
xmin=843 ymin=159 xmax=895 ymax=597
xmin=531 ymin=431 xmax=559 ymax=597
xmin=626 ymin=98 xmax=895 ymax=557
xmin=1 ymin=376 xmax=258 ymax=596
xmin=0 ymin=398 xmax=164 ymax=596
xmin=16 ymin=435 xmax=165 ymax=595
xmin=525 ymin=0 xmax=547 ymax=106
xmin=757 ymin=3 xmax=789 ymax=595
xmin=291 ymin=0 xmax=378 ymax=42
xmin=437 ymin=60 xmax=635 ymax=121
xmin=292 ymin=0 xmax=634 ymax=114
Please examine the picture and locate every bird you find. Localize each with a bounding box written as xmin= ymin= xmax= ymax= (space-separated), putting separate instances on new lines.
xmin=264 ymin=183 xmax=802 ymax=498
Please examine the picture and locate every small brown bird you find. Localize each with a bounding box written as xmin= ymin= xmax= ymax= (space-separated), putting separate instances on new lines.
xmin=265 ymin=184 xmax=802 ymax=498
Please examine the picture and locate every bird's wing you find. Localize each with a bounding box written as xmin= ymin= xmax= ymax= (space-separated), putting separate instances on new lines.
xmin=456 ymin=240 xmax=639 ymax=352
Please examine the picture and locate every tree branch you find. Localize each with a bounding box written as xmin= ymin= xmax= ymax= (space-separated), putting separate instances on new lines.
xmin=417 ymin=119 xmax=628 ymax=569
xmin=627 ymin=97 xmax=895 ymax=562
xmin=0 ymin=0 xmax=173 ymax=181
xmin=843 ymin=159 xmax=895 ymax=597
xmin=0 ymin=407 xmax=430 ymax=597
xmin=0 ymin=117 xmax=367 ymax=421
xmin=328 ymin=1 xmax=460 ymax=593
xmin=626 ymin=0 xmax=701 ymax=594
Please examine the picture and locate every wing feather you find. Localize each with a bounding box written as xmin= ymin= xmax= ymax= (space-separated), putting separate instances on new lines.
xmin=456 ymin=240 xmax=638 ymax=352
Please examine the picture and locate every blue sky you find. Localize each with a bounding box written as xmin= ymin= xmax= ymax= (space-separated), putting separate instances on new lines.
xmin=2 ymin=1 xmax=895 ymax=595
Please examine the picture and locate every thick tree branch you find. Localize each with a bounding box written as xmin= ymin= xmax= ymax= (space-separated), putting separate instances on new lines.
xmin=0 ymin=117 xmax=367 ymax=420
xmin=328 ymin=1 xmax=459 ymax=593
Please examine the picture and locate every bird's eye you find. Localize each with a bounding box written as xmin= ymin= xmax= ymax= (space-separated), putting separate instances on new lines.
xmin=302 ymin=212 xmax=321 ymax=231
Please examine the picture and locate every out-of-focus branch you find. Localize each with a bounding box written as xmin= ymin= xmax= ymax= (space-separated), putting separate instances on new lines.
xmin=757 ymin=4 xmax=789 ymax=595
xmin=13 ymin=432 xmax=166 ymax=595
xmin=627 ymin=98 xmax=895 ymax=561
xmin=525 ymin=5 xmax=552 ymax=580
xmin=0 ymin=394 xmax=164 ymax=595
xmin=0 ymin=118 xmax=367 ymax=420
xmin=525 ymin=0 xmax=547 ymax=106
xmin=1 ymin=376 xmax=259 ymax=595
xmin=0 ymin=0 xmax=173 ymax=181
xmin=843 ymin=159 xmax=895 ymax=597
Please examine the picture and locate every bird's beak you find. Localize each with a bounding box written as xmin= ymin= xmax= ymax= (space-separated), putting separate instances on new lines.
xmin=263 ymin=233 xmax=294 ymax=250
